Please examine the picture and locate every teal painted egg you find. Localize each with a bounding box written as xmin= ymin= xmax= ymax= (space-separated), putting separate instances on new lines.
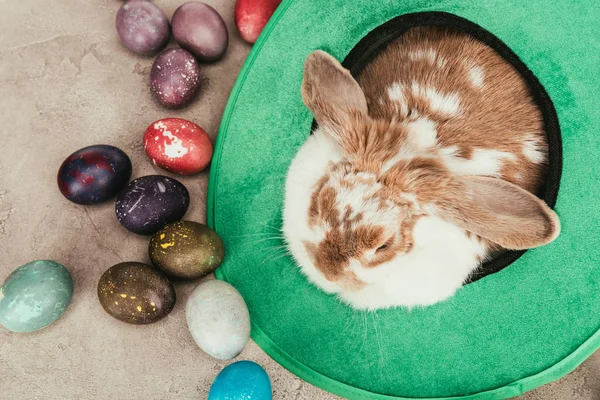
xmin=209 ymin=361 xmax=272 ymax=400
xmin=0 ymin=260 xmax=73 ymax=333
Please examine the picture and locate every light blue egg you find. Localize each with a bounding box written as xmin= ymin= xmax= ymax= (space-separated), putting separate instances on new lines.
xmin=186 ymin=280 xmax=251 ymax=360
xmin=209 ymin=361 xmax=272 ymax=400
xmin=0 ymin=260 xmax=73 ymax=333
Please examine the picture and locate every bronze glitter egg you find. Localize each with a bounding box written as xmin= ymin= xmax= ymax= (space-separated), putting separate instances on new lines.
xmin=149 ymin=221 xmax=225 ymax=279
xmin=97 ymin=262 xmax=176 ymax=324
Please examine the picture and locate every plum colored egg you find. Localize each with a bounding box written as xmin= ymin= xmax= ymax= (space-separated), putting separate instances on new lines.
xmin=172 ymin=2 xmax=229 ymax=62
xmin=0 ymin=260 xmax=73 ymax=333
xmin=235 ymin=0 xmax=282 ymax=44
xmin=98 ymin=262 xmax=176 ymax=324
xmin=151 ymin=48 xmax=203 ymax=108
xmin=209 ymin=361 xmax=272 ymax=400
xmin=144 ymin=118 xmax=213 ymax=175
xmin=57 ymin=145 xmax=132 ymax=205
xmin=115 ymin=175 xmax=190 ymax=235
xmin=150 ymin=221 xmax=224 ymax=279
xmin=186 ymin=280 xmax=250 ymax=360
xmin=116 ymin=0 xmax=170 ymax=55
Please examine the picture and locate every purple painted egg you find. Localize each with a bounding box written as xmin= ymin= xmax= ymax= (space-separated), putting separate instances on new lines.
xmin=116 ymin=0 xmax=170 ymax=56
xmin=115 ymin=175 xmax=190 ymax=235
xmin=150 ymin=48 xmax=203 ymax=108
xmin=172 ymin=2 xmax=229 ymax=62
xmin=57 ymin=145 xmax=132 ymax=205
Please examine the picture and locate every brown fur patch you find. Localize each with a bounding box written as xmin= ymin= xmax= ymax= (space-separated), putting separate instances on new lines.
xmin=308 ymin=175 xmax=329 ymax=227
xmin=381 ymin=156 xmax=462 ymax=205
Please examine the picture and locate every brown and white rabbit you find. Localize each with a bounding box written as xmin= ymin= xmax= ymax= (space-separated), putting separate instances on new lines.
xmin=283 ymin=27 xmax=560 ymax=310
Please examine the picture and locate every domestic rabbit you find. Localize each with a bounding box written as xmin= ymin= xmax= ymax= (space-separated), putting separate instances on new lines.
xmin=283 ymin=27 xmax=560 ymax=310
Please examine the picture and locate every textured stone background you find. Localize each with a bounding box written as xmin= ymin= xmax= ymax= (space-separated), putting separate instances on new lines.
xmin=0 ymin=0 xmax=598 ymax=399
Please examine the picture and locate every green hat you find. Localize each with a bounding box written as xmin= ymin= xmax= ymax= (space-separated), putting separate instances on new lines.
xmin=208 ymin=0 xmax=600 ymax=398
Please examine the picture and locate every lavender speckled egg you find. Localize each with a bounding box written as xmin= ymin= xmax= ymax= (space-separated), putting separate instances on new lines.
xmin=172 ymin=2 xmax=229 ymax=62
xmin=116 ymin=0 xmax=170 ymax=56
xmin=186 ymin=280 xmax=250 ymax=360
xmin=115 ymin=175 xmax=190 ymax=235
xmin=150 ymin=48 xmax=202 ymax=108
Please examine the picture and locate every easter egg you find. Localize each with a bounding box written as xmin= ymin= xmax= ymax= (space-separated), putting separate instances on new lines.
xmin=172 ymin=2 xmax=229 ymax=62
xmin=116 ymin=0 xmax=170 ymax=56
xmin=235 ymin=0 xmax=282 ymax=44
xmin=149 ymin=221 xmax=224 ymax=279
xmin=115 ymin=175 xmax=190 ymax=235
xmin=0 ymin=260 xmax=73 ymax=333
xmin=57 ymin=145 xmax=132 ymax=205
xmin=151 ymin=48 xmax=203 ymax=108
xmin=97 ymin=262 xmax=176 ymax=325
xmin=144 ymin=118 xmax=213 ymax=175
xmin=209 ymin=361 xmax=272 ymax=400
xmin=186 ymin=280 xmax=250 ymax=360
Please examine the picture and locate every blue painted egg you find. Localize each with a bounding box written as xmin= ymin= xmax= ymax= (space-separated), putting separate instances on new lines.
xmin=209 ymin=361 xmax=272 ymax=400
xmin=57 ymin=145 xmax=132 ymax=205
xmin=0 ymin=260 xmax=74 ymax=333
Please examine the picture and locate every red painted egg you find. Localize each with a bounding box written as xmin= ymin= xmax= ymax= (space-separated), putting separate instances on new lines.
xmin=144 ymin=118 xmax=213 ymax=175
xmin=235 ymin=0 xmax=282 ymax=44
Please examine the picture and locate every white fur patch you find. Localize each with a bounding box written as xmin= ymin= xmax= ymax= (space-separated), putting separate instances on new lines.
xmin=406 ymin=117 xmax=437 ymax=149
xmin=467 ymin=64 xmax=485 ymax=88
xmin=443 ymin=148 xmax=516 ymax=177
xmin=387 ymin=82 xmax=405 ymax=102
xmin=407 ymin=49 xmax=447 ymax=68
xmin=408 ymin=48 xmax=437 ymax=64
xmin=330 ymin=172 xmax=384 ymax=225
xmin=411 ymin=81 xmax=461 ymax=116
xmin=439 ymin=145 xmax=459 ymax=158
xmin=387 ymin=83 xmax=409 ymax=117
xmin=380 ymin=118 xmax=436 ymax=173
xmin=522 ymin=136 xmax=546 ymax=164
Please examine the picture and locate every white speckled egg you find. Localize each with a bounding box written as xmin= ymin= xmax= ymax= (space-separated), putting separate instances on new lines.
xmin=185 ymin=280 xmax=250 ymax=360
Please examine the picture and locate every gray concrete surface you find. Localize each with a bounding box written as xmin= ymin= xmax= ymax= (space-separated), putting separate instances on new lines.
xmin=0 ymin=0 xmax=598 ymax=399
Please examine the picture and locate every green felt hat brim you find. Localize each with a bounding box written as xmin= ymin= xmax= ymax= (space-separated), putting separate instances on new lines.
xmin=208 ymin=0 xmax=600 ymax=398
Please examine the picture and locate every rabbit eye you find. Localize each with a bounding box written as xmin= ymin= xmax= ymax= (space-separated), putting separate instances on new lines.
xmin=375 ymin=238 xmax=394 ymax=253
xmin=375 ymin=244 xmax=389 ymax=252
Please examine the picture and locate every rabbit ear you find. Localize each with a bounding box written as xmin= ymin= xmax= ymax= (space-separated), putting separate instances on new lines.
xmin=437 ymin=176 xmax=560 ymax=250
xmin=301 ymin=50 xmax=368 ymax=142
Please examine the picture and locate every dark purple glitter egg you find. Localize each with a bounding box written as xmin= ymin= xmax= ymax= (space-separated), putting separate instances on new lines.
xmin=116 ymin=0 xmax=170 ymax=56
xmin=150 ymin=48 xmax=202 ymax=108
xmin=57 ymin=145 xmax=132 ymax=205
xmin=115 ymin=175 xmax=190 ymax=235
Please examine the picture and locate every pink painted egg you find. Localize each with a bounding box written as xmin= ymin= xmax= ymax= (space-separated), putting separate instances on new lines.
xmin=144 ymin=118 xmax=213 ymax=175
